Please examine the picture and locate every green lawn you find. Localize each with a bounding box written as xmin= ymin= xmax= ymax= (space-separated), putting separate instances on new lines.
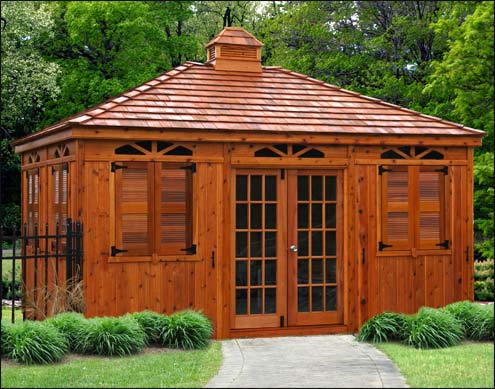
xmin=376 ymin=342 xmax=494 ymax=388
xmin=1 ymin=307 xmax=23 ymax=323
xmin=1 ymin=342 xmax=222 ymax=388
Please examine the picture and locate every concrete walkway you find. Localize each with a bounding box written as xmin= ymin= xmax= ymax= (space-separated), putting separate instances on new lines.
xmin=206 ymin=335 xmax=408 ymax=388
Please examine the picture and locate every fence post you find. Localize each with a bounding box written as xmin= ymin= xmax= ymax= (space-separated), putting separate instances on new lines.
xmin=0 ymin=224 xmax=3 ymax=322
xmin=22 ymin=224 xmax=27 ymax=321
xmin=11 ymin=225 xmax=17 ymax=323
xmin=66 ymin=218 xmax=73 ymax=287
xmin=34 ymin=223 xmax=39 ymax=321
xmin=44 ymin=223 xmax=49 ymax=318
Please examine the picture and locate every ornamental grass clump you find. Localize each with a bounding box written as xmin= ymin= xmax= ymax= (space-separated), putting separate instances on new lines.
xmin=159 ymin=310 xmax=213 ymax=350
xmin=131 ymin=310 xmax=168 ymax=345
xmin=357 ymin=312 xmax=407 ymax=343
xmin=1 ymin=320 xmax=13 ymax=356
xmin=469 ymin=304 xmax=494 ymax=341
xmin=47 ymin=312 xmax=87 ymax=352
xmin=405 ymin=307 xmax=463 ymax=349
xmin=74 ymin=315 xmax=145 ymax=356
xmin=8 ymin=321 xmax=68 ymax=364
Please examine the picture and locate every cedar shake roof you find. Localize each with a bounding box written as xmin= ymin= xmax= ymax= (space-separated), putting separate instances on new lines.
xmin=14 ymin=28 xmax=484 ymax=145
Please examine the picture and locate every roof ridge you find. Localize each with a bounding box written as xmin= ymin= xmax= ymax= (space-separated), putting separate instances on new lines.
xmin=275 ymin=68 xmax=484 ymax=135
xmin=74 ymin=62 xmax=197 ymax=123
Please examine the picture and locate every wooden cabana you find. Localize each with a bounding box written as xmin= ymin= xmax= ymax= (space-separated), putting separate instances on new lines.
xmin=13 ymin=27 xmax=484 ymax=338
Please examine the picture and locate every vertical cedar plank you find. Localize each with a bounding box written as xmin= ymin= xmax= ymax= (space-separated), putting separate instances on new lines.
xmin=452 ymin=166 xmax=464 ymax=301
xmin=346 ymin=156 xmax=356 ymax=330
xmin=356 ymin=164 xmax=368 ymax=327
xmin=221 ymin=144 xmax=232 ymax=338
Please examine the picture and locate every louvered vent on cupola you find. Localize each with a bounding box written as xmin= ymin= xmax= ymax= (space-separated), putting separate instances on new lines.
xmin=205 ymin=27 xmax=264 ymax=73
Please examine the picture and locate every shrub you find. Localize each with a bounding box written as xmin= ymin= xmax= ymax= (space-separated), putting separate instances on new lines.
xmin=47 ymin=312 xmax=87 ymax=351
xmin=1 ymin=320 xmax=14 ymax=356
xmin=131 ymin=310 xmax=167 ymax=346
xmin=442 ymin=300 xmax=481 ymax=337
xmin=474 ymin=260 xmax=494 ymax=301
xmin=159 ymin=310 xmax=213 ymax=350
xmin=8 ymin=321 xmax=68 ymax=364
xmin=405 ymin=307 xmax=463 ymax=349
xmin=74 ymin=315 xmax=146 ymax=356
xmin=357 ymin=312 xmax=407 ymax=343
xmin=470 ymin=304 xmax=494 ymax=341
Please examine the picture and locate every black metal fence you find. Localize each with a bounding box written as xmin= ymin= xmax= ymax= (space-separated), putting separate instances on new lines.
xmin=1 ymin=218 xmax=83 ymax=323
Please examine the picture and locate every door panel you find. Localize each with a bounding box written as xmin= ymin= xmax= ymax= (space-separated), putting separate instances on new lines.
xmin=287 ymin=171 xmax=344 ymax=326
xmin=232 ymin=170 xmax=287 ymax=329
xmin=232 ymin=169 xmax=343 ymax=329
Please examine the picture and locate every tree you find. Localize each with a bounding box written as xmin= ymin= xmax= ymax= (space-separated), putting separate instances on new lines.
xmin=1 ymin=1 xmax=61 ymax=227
xmin=39 ymin=1 xmax=201 ymax=127
xmin=424 ymin=1 xmax=494 ymax=258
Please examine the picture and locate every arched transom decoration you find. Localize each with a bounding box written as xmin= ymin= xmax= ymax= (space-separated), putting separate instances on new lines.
xmin=28 ymin=151 xmax=41 ymax=164
xmin=115 ymin=141 xmax=193 ymax=156
xmin=54 ymin=143 xmax=70 ymax=158
xmin=254 ymin=144 xmax=325 ymax=158
xmin=381 ymin=146 xmax=444 ymax=160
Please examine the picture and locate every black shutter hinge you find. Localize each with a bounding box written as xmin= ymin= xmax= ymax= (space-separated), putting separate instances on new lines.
xmin=466 ymin=246 xmax=469 ymax=263
xmin=111 ymin=162 xmax=128 ymax=172
xmin=362 ymin=248 xmax=365 ymax=264
xmin=181 ymin=163 xmax=196 ymax=173
xmin=379 ymin=241 xmax=393 ymax=251
xmin=379 ymin=166 xmax=392 ymax=175
xmin=181 ymin=244 xmax=197 ymax=254
xmin=280 ymin=315 xmax=285 ymax=327
xmin=435 ymin=166 xmax=448 ymax=175
xmin=280 ymin=169 xmax=285 ymax=180
xmin=211 ymin=251 xmax=215 ymax=268
xmin=436 ymin=240 xmax=449 ymax=249
xmin=111 ymin=246 xmax=128 ymax=256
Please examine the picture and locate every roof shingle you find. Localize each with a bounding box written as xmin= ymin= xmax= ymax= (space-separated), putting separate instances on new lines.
xmin=25 ymin=60 xmax=484 ymax=139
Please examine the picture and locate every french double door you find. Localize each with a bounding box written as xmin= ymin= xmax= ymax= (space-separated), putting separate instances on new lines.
xmin=232 ymin=169 xmax=344 ymax=329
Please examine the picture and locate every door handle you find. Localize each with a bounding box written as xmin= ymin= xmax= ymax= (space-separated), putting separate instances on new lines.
xmin=290 ymin=245 xmax=298 ymax=252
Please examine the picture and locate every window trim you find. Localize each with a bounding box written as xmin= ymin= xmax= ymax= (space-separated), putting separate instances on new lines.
xmin=109 ymin=160 xmax=199 ymax=263
xmin=378 ymin=165 xmax=450 ymax=256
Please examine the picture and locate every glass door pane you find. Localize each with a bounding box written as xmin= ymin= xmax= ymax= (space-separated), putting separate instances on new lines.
xmin=233 ymin=171 xmax=284 ymax=329
xmin=288 ymin=170 xmax=343 ymax=326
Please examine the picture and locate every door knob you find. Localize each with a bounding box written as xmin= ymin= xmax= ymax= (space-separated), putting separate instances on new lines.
xmin=290 ymin=245 xmax=298 ymax=252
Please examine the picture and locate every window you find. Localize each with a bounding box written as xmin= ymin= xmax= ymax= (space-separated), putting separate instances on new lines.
xmin=26 ymin=169 xmax=39 ymax=235
xmin=379 ymin=165 xmax=449 ymax=252
xmin=112 ymin=161 xmax=195 ymax=257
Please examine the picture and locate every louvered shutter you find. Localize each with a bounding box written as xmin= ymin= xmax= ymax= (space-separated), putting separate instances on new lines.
xmin=380 ymin=167 xmax=412 ymax=250
xmin=26 ymin=169 xmax=39 ymax=236
xmin=417 ymin=167 xmax=446 ymax=249
xmin=52 ymin=164 xmax=69 ymax=233
xmin=156 ymin=163 xmax=193 ymax=255
xmin=115 ymin=162 xmax=152 ymax=255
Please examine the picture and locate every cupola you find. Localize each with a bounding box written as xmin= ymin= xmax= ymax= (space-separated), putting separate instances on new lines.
xmin=205 ymin=27 xmax=264 ymax=73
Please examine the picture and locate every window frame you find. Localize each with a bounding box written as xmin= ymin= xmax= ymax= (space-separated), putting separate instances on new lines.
xmin=110 ymin=160 xmax=198 ymax=263
xmin=378 ymin=165 xmax=450 ymax=255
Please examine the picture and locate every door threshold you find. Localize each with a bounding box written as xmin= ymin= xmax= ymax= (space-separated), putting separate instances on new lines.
xmin=228 ymin=324 xmax=350 ymax=339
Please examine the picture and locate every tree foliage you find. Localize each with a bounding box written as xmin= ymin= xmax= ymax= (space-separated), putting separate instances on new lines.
xmin=1 ymin=1 xmax=493 ymax=257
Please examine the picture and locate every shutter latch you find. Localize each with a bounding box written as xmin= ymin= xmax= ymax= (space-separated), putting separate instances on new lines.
xmin=436 ymin=240 xmax=449 ymax=249
xmin=378 ymin=166 xmax=392 ymax=175
xmin=111 ymin=246 xmax=128 ymax=256
xmin=435 ymin=166 xmax=448 ymax=175
xmin=180 ymin=163 xmax=196 ymax=173
xmin=379 ymin=241 xmax=393 ymax=251
xmin=181 ymin=244 xmax=197 ymax=254
xmin=111 ymin=162 xmax=128 ymax=172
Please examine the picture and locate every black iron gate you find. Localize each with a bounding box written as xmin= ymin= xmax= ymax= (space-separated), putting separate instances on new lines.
xmin=0 ymin=218 xmax=83 ymax=323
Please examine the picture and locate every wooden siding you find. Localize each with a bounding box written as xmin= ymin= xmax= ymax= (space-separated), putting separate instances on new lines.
xmin=20 ymin=139 xmax=474 ymax=338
